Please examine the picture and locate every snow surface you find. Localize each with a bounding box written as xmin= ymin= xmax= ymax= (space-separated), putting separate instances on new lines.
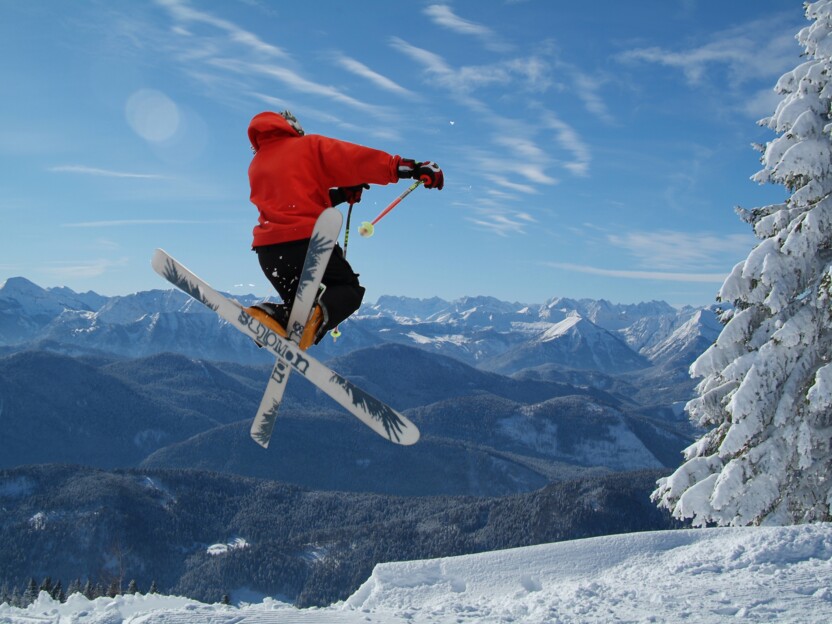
xmin=3 ymin=525 xmax=831 ymax=623
xmin=540 ymin=314 xmax=583 ymax=341
xmin=207 ymin=537 xmax=251 ymax=557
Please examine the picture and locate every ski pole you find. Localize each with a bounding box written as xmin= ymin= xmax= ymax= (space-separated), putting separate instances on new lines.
xmin=358 ymin=179 xmax=423 ymax=238
xmin=343 ymin=201 xmax=354 ymax=255
xmin=330 ymin=201 xmax=356 ymax=341
xmin=333 ymin=180 xmax=421 ymax=339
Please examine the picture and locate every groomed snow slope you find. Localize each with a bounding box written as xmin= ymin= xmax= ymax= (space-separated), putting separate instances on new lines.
xmin=3 ymin=525 xmax=831 ymax=623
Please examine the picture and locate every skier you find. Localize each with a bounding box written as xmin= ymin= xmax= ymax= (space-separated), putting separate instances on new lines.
xmin=245 ymin=110 xmax=444 ymax=349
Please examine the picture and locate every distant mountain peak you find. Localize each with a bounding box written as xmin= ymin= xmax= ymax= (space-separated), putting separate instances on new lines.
xmin=0 ymin=276 xmax=715 ymax=386
xmin=0 ymin=276 xmax=46 ymax=298
xmin=540 ymin=314 xmax=585 ymax=341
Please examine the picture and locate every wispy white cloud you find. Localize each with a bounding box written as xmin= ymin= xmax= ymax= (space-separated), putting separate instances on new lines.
xmin=571 ymin=71 xmax=615 ymax=125
xmin=481 ymin=137 xmax=559 ymax=185
xmin=154 ymin=0 xmax=290 ymax=61
xmin=620 ymin=43 xmax=740 ymax=85
xmin=424 ymin=4 xmax=492 ymax=37
xmin=485 ymin=175 xmax=539 ymax=194
xmin=62 ymin=219 xmax=225 ymax=228
xmin=151 ymin=0 xmax=399 ymax=124
xmin=538 ymin=110 xmax=591 ymax=177
xmin=485 ymin=188 xmax=520 ymax=202
xmin=547 ymin=262 xmax=727 ymax=283
xmin=394 ymin=25 xmax=607 ymax=126
xmin=391 ymin=37 xmax=590 ymax=184
xmin=545 ymin=229 xmax=755 ymax=283
xmin=606 ymin=230 xmax=753 ymax=271
xmin=49 ymin=165 xmax=168 ymax=179
xmin=94 ymin=238 xmax=121 ymax=251
xmin=617 ymin=14 xmax=801 ymax=88
xmin=512 ymin=56 xmax=557 ymax=92
xmin=390 ymin=37 xmax=552 ymax=94
xmin=334 ymin=57 xmax=416 ymax=98
xmin=467 ymin=208 xmax=537 ymax=236
xmin=250 ymin=93 xmax=401 ymax=141
xmin=211 ymin=59 xmax=388 ymax=116
xmin=43 ymin=257 xmax=129 ymax=279
xmin=423 ymin=4 xmax=511 ymax=52
xmin=390 ymin=37 xmax=455 ymax=82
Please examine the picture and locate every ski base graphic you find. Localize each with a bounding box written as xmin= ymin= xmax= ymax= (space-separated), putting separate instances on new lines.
xmin=151 ymin=248 xmax=419 ymax=447
xmin=252 ymin=208 xmax=341 ymax=447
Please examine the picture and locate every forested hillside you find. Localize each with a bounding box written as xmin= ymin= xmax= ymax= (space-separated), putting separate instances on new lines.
xmin=0 ymin=465 xmax=681 ymax=606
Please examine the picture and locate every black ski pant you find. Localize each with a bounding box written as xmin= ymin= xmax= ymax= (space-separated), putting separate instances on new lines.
xmin=255 ymin=239 xmax=365 ymax=331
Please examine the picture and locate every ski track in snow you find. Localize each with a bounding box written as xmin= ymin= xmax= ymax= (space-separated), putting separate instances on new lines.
xmin=3 ymin=525 xmax=832 ymax=623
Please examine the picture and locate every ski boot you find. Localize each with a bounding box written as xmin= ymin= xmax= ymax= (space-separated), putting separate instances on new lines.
xmin=245 ymin=301 xmax=289 ymax=338
xmin=298 ymin=302 xmax=329 ymax=350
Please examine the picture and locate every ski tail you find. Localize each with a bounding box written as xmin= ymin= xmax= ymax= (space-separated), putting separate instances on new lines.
xmin=250 ymin=358 xmax=291 ymax=447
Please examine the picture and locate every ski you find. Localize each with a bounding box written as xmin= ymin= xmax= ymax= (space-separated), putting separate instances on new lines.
xmin=285 ymin=208 xmax=342 ymax=342
xmin=151 ymin=248 xmax=420 ymax=446
xmin=251 ymin=208 xmax=342 ymax=447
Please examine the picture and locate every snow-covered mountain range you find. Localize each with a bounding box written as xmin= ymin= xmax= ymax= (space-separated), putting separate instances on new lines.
xmin=0 ymin=277 xmax=720 ymax=381
xmin=0 ymin=276 xmax=718 ymax=488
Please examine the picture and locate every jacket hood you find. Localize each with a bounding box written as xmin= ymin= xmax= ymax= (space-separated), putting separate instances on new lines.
xmin=248 ymin=111 xmax=299 ymax=151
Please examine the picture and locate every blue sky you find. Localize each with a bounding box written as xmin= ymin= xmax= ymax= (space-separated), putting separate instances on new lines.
xmin=0 ymin=1 xmax=807 ymax=307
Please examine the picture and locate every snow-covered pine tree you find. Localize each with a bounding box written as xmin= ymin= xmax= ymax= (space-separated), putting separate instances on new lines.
xmin=52 ymin=580 xmax=65 ymax=602
xmin=21 ymin=578 xmax=38 ymax=606
xmin=67 ymin=579 xmax=82 ymax=599
xmin=653 ymin=0 xmax=832 ymax=526
xmin=38 ymin=577 xmax=53 ymax=597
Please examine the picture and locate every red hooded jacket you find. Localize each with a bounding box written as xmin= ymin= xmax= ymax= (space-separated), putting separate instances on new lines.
xmin=248 ymin=112 xmax=402 ymax=247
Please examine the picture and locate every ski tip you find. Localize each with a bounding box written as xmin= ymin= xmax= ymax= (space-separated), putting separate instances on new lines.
xmin=396 ymin=423 xmax=420 ymax=446
xmin=250 ymin=435 xmax=270 ymax=449
xmin=151 ymin=248 xmax=169 ymax=271
xmin=400 ymin=433 xmax=420 ymax=446
xmin=250 ymin=418 xmax=274 ymax=449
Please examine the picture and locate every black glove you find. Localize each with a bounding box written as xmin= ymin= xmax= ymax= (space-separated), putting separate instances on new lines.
xmin=397 ymin=158 xmax=419 ymax=179
xmin=398 ymin=158 xmax=444 ymax=190
xmin=329 ymin=183 xmax=370 ymax=206
xmin=344 ymin=183 xmax=369 ymax=204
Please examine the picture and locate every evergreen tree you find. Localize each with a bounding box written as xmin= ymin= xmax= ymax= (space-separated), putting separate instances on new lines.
xmin=22 ymin=578 xmax=38 ymax=606
xmin=127 ymin=580 xmax=139 ymax=595
xmin=149 ymin=580 xmax=159 ymax=594
xmin=39 ymin=577 xmax=53 ymax=596
xmin=52 ymin=580 xmax=65 ymax=603
xmin=107 ymin=580 xmax=121 ymax=598
xmin=67 ymin=579 xmax=82 ymax=599
xmin=82 ymin=580 xmax=94 ymax=600
xmin=654 ymin=0 xmax=832 ymax=526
